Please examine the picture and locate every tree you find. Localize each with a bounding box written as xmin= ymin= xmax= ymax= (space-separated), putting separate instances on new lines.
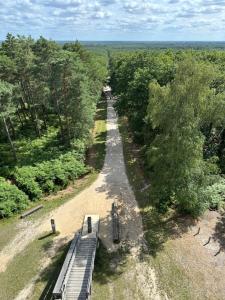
xmin=147 ymin=59 xmax=225 ymax=216
xmin=0 ymin=80 xmax=17 ymax=161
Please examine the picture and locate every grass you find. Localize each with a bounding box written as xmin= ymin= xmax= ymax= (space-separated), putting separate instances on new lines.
xmin=92 ymin=241 xmax=134 ymax=300
xmin=87 ymin=99 xmax=107 ymax=171
xmin=0 ymin=233 xmax=54 ymax=300
xmin=0 ymin=218 xmax=19 ymax=250
xmin=30 ymin=240 xmax=70 ymax=300
xmin=0 ymin=98 xmax=108 ymax=299
xmin=118 ymin=116 xmax=194 ymax=299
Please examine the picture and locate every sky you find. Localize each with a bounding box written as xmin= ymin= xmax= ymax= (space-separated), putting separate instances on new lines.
xmin=0 ymin=0 xmax=225 ymax=41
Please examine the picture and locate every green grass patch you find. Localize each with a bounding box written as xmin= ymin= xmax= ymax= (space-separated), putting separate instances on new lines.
xmin=87 ymin=99 xmax=107 ymax=171
xmin=92 ymin=241 xmax=131 ymax=300
xmin=0 ymin=218 xmax=19 ymax=250
xmin=0 ymin=233 xmax=54 ymax=300
xmin=30 ymin=240 xmax=70 ymax=300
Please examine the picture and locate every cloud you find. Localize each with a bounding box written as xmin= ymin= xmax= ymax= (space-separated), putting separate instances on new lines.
xmin=32 ymin=0 xmax=83 ymax=8
xmin=123 ymin=1 xmax=167 ymax=14
xmin=0 ymin=0 xmax=224 ymax=40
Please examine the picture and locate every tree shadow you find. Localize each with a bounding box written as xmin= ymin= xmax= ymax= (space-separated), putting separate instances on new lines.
xmin=93 ymin=240 xmax=129 ymax=285
xmin=38 ymin=232 xmax=54 ymax=240
xmin=142 ymin=207 xmax=196 ymax=257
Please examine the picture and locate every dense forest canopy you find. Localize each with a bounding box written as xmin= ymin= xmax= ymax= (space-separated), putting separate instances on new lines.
xmin=110 ymin=49 xmax=225 ymax=216
xmin=0 ymin=34 xmax=108 ymax=217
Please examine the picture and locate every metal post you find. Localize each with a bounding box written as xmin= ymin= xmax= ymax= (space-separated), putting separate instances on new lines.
xmin=51 ymin=219 xmax=56 ymax=234
xmin=87 ymin=217 xmax=92 ymax=233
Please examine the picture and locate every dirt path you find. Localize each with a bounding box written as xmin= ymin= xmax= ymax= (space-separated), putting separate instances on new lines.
xmin=0 ymin=94 xmax=162 ymax=299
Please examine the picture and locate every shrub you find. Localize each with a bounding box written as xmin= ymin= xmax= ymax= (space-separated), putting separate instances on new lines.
xmin=60 ymin=151 xmax=88 ymax=180
xmin=13 ymin=167 xmax=42 ymax=201
xmin=35 ymin=151 xmax=88 ymax=193
xmin=204 ymin=178 xmax=225 ymax=210
xmin=11 ymin=150 xmax=88 ymax=201
xmin=0 ymin=177 xmax=29 ymax=217
xmin=35 ymin=162 xmax=55 ymax=194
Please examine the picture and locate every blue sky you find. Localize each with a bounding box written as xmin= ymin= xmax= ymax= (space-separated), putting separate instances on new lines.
xmin=0 ymin=0 xmax=225 ymax=41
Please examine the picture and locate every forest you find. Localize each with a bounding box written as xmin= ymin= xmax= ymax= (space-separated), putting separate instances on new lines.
xmin=110 ymin=49 xmax=225 ymax=216
xmin=0 ymin=34 xmax=108 ymax=217
xmin=1 ymin=35 xmax=225 ymax=220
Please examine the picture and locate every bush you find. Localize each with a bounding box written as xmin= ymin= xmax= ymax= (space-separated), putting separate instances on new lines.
xmin=60 ymin=151 xmax=88 ymax=180
xmin=12 ymin=150 xmax=88 ymax=200
xmin=35 ymin=151 xmax=88 ymax=193
xmin=36 ymin=161 xmax=68 ymax=193
xmin=0 ymin=177 xmax=29 ymax=217
xmin=13 ymin=167 xmax=42 ymax=201
xmin=204 ymin=178 xmax=225 ymax=210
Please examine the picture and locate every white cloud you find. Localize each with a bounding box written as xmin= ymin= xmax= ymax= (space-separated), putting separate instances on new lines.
xmin=0 ymin=0 xmax=224 ymax=40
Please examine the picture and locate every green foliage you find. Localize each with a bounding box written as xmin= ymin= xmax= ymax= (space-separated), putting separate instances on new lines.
xmin=203 ymin=178 xmax=225 ymax=210
xmin=0 ymin=35 xmax=107 ymax=217
xmin=111 ymin=51 xmax=175 ymax=142
xmin=0 ymin=177 xmax=28 ymax=217
xmin=110 ymin=49 xmax=225 ymax=217
xmin=13 ymin=167 xmax=43 ymax=201
xmin=147 ymin=59 xmax=225 ymax=216
xmin=0 ymin=34 xmax=107 ymax=159
xmin=35 ymin=151 xmax=87 ymax=194
xmin=12 ymin=151 xmax=87 ymax=201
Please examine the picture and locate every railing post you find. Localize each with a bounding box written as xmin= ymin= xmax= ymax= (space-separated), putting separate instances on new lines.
xmin=51 ymin=219 xmax=56 ymax=234
xmin=87 ymin=216 xmax=92 ymax=233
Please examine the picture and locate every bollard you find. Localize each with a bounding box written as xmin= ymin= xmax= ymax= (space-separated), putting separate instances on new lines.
xmin=87 ymin=216 xmax=92 ymax=233
xmin=51 ymin=219 xmax=56 ymax=234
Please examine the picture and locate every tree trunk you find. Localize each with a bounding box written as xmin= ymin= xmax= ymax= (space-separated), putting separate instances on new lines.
xmin=41 ymin=104 xmax=48 ymax=130
xmin=2 ymin=117 xmax=17 ymax=161
xmin=7 ymin=117 xmax=16 ymax=139
xmin=17 ymin=110 xmax=24 ymax=128
xmin=20 ymin=80 xmax=41 ymax=137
